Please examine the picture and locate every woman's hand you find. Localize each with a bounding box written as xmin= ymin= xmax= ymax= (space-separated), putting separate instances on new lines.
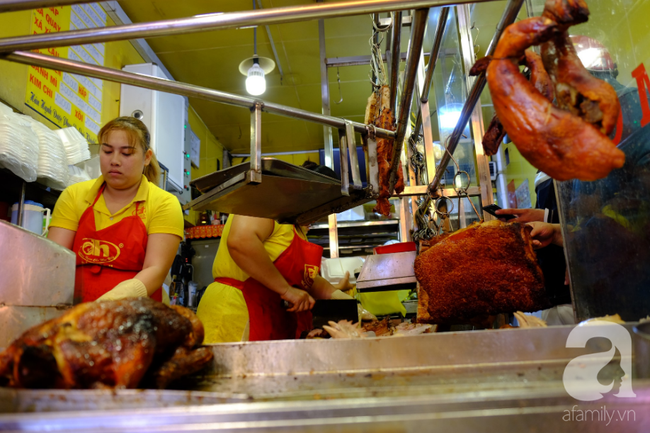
xmin=282 ymin=287 xmax=315 ymax=312
xmin=496 ymin=208 xmax=545 ymax=223
xmin=527 ymin=221 xmax=563 ymax=248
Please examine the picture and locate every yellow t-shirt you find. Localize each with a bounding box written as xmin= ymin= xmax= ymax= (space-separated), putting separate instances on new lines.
xmin=212 ymin=214 xmax=307 ymax=281
xmin=197 ymin=215 xmax=308 ymax=343
xmin=50 ymin=174 xmax=184 ymax=238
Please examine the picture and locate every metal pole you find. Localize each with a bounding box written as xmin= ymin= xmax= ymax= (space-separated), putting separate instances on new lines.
xmin=2 ymin=51 xmax=397 ymax=139
xmin=0 ymin=0 xmax=90 ymax=12
xmin=389 ymin=11 xmax=402 ymax=113
xmin=457 ymin=3 xmax=493 ymax=207
xmin=427 ymin=0 xmax=524 ymax=194
xmin=255 ymin=0 xmax=284 ymax=82
xmin=249 ymin=102 xmax=262 ymax=184
xmin=421 ymin=6 xmax=449 ymax=103
xmin=326 ymin=52 xmax=417 ymax=68
xmin=17 ymin=181 xmax=26 ymax=228
xmin=412 ymin=6 xmax=449 ymax=136
xmin=0 ymin=0 xmax=497 ymax=53
xmin=372 ymin=13 xmax=381 ymax=86
xmin=388 ymin=8 xmax=428 ymax=194
xmin=318 ymin=19 xmax=334 ymax=167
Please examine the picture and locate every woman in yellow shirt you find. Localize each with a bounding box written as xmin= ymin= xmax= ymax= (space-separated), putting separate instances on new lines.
xmin=48 ymin=117 xmax=184 ymax=303
xmin=197 ymin=213 xmax=353 ymax=344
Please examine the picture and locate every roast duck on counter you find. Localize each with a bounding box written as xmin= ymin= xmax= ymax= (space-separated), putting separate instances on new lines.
xmin=471 ymin=0 xmax=624 ymax=181
xmin=0 ymin=298 xmax=213 ymax=389
xmin=415 ymin=220 xmax=549 ymax=324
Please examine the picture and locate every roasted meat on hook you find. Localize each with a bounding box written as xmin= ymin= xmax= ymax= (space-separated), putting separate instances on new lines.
xmin=365 ymin=85 xmax=404 ymax=217
xmin=474 ymin=0 xmax=624 ymax=181
xmin=476 ymin=50 xmax=555 ymax=156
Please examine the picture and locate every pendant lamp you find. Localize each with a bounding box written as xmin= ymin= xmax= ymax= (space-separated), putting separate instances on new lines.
xmin=239 ymin=1 xmax=275 ymax=96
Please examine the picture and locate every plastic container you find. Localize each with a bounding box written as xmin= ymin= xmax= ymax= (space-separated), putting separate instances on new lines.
xmin=373 ymin=241 xmax=416 ymax=255
xmin=11 ymin=200 xmax=51 ymax=235
xmin=321 ymin=256 xmax=365 ymax=285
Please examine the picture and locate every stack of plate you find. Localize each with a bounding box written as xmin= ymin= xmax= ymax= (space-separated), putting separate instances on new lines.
xmin=26 ymin=117 xmax=69 ymax=191
xmin=0 ymin=111 xmax=39 ymax=182
xmin=67 ymin=164 xmax=92 ymax=186
xmin=57 ymin=127 xmax=91 ymax=165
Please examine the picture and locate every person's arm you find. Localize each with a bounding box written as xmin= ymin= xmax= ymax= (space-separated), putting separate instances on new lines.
xmin=228 ymin=216 xmax=314 ymax=312
xmin=47 ymin=185 xmax=81 ymax=249
xmin=496 ymin=208 xmax=546 ymax=222
xmin=136 ymin=233 xmax=182 ymax=295
xmin=527 ymin=222 xmax=563 ymax=248
xmin=48 ymin=227 xmax=76 ymax=250
xmin=309 ymin=272 xmax=353 ymax=300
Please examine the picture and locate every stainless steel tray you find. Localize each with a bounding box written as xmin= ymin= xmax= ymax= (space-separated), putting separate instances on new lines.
xmin=0 ymin=388 xmax=249 ymax=413
xmin=2 ymin=325 xmax=649 ymax=432
xmin=191 ymin=158 xmax=339 ymax=193
xmin=186 ymin=158 xmax=373 ymax=225
xmin=355 ymin=251 xmax=417 ymax=292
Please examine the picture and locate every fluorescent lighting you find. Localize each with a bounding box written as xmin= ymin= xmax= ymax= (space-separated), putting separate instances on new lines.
xmin=246 ymin=63 xmax=266 ymax=96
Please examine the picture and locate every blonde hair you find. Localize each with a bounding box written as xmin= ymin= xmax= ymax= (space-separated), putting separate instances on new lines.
xmin=98 ymin=116 xmax=161 ymax=184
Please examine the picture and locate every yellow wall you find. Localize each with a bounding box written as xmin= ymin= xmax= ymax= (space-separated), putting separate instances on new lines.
xmin=0 ymin=10 xmax=31 ymax=111
xmin=0 ymin=7 xmax=224 ymax=227
xmin=187 ymin=106 xmax=224 ymax=225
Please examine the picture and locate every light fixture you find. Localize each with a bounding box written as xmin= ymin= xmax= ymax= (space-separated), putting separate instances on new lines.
xmin=239 ymin=1 xmax=275 ymax=96
xmin=246 ymin=57 xmax=266 ymax=96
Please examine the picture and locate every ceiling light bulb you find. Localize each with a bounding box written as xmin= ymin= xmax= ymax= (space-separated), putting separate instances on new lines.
xmin=246 ymin=63 xmax=266 ymax=96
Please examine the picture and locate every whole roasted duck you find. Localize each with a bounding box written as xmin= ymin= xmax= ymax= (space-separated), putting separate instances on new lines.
xmin=479 ymin=50 xmax=556 ymax=156
xmin=0 ymin=298 xmax=213 ymax=389
xmin=472 ymin=0 xmax=624 ymax=181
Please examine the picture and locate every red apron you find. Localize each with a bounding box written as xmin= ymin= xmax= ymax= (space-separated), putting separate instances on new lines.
xmin=72 ymin=184 xmax=162 ymax=304
xmin=216 ymin=228 xmax=323 ymax=341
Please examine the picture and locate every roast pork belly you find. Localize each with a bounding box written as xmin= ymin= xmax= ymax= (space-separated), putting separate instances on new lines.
xmin=0 ymin=298 xmax=213 ymax=389
xmin=414 ymin=220 xmax=549 ymax=324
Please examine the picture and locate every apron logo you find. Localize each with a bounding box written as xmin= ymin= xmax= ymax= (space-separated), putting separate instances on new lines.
xmin=303 ymin=264 xmax=319 ymax=288
xmin=135 ymin=206 xmax=146 ymax=220
xmin=79 ymin=238 xmax=121 ymax=264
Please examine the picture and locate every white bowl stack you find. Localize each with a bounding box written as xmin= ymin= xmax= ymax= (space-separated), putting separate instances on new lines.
xmin=0 ymin=106 xmax=40 ymax=182
xmin=25 ymin=117 xmax=70 ymax=191
xmin=57 ymin=127 xmax=91 ymax=166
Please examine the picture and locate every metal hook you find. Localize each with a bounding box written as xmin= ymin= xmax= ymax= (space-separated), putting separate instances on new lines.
xmin=434 ymin=196 xmax=454 ymax=218
xmin=335 ymin=67 xmax=343 ymax=104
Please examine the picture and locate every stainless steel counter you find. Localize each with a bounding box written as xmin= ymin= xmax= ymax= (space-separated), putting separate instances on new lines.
xmin=1 ymin=324 xmax=648 ymax=431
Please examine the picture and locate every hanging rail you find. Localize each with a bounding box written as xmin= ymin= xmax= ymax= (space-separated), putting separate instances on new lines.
xmin=421 ymin=6 xmax=449 ymax=104
xmin=427 ymin=0 xmax=524 ymax=194
xmin=388 ymin=8 xmax=429 ymax=194
xmin=0 ymin=0 xmax=495 ymax=52
xmin=1 ymin=51 xmax=396 ymax=139
xmin=412 ymin=6 xmax=449 ymax=137
xmin=388 ymin=11 xmax=402 ymax=113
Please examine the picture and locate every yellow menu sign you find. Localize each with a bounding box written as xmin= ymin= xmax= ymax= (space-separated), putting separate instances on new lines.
xmin=25 ymin=4 xmax=105 ymax=143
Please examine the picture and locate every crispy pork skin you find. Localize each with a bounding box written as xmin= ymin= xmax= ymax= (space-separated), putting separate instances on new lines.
xmin=414 ymin=220 xmax=548 ymax=324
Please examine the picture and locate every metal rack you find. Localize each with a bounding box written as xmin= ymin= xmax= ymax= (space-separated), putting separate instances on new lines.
xmin=0 ymin=0 xmax=522 ymax=253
